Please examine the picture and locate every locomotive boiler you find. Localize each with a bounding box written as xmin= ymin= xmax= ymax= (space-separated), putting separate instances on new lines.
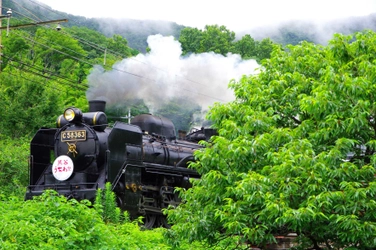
xmin=25 ymin=100 xmax=215 ymax=228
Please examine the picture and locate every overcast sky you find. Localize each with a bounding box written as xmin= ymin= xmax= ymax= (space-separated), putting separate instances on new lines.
xmin=36 ymin=0 xmax=376 ymax=32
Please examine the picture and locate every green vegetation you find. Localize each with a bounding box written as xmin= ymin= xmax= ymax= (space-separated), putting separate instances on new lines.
xmin=0 ymin=135 xmax=29 ymax=197
xmin=0 ymin=191 xmax=170 ymax=249
xmin=95 ymin=182 xmax=121 ymax=224
xmin=2 ymin=2 xmax=376 ymax=247
xmin=167 ymin=30 xmax=376 ymax=249
xmin=179 ymin=25 xmax=274 ymax=62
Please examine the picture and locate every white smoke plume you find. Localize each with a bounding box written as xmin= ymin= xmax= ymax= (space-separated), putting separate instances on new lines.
xmin=86 ymin=34 xmax=259 ymax=112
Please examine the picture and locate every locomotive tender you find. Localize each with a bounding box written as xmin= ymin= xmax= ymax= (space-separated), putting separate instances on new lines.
xmin=25 ymin=100 xmax=215 ymax=228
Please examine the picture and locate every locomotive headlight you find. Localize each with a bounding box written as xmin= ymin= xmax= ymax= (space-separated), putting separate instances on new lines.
xmin=64 ymin=108 xmax=83 ymax=123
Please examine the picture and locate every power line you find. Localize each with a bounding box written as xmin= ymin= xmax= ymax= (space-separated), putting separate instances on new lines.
xmin=10 ymin=30 xmax=227 ymax=102
xmin=0 ymin=18 xmax=68 ymax=30
xmin=14 ymin=31 xmax=168 ymax=82
xmin=1 ymin=5 xmax=227 ymax=103
xmin=4 ymin=4 xmax=129 ymax=62
xmin=24 ymin=0 xmax=60 ymax=21
xmin=3 ymin=69 xmax=64 ymax=92
xmin=17 ymin=1 xmax=212 ymax=89
xmin=9 ymin=0 xmax=42 ymax=22
xmin=9 ymin=2 xmax=212 ymax=89
xmin=3 ymin=54 xmax=88 ymax=91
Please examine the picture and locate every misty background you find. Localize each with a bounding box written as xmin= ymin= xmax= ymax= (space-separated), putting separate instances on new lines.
xmin=4 ymin=0 xmax=376 ymax=130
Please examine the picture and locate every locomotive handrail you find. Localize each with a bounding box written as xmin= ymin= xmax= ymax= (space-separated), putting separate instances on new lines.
xmin=143 ymin=162 xmax=200 ymax=178
xmin=111 ymin=163 xmax=133 ymax=191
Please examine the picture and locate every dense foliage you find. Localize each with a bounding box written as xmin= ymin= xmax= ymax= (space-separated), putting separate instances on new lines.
xmin=0 ymin=135 xmax=29 ymax=197
xmin=167 ymin=30 xmax=376 ymax=249
xmin=3 ymin=2 xmax=376 ymax=248
xmin=0 ymin=191 xmax=171 ymax=249
xmin=179 ymin=25 xmax=274 ymax=62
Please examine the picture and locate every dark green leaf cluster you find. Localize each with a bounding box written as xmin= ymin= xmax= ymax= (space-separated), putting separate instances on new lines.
xmin=167 ymin=30 xmax=376 ymax=249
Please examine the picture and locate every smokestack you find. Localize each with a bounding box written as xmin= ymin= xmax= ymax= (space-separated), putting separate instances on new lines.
xmin=89 ymin=100 xmax=106 ymax=112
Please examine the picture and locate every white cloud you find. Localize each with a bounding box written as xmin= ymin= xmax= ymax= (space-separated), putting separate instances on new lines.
xmin=37 ymin=0 xmax=376 ymax=32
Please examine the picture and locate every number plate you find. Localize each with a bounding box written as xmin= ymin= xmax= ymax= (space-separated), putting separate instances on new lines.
xmin=61 ymin=130 xmax=87 ymax=142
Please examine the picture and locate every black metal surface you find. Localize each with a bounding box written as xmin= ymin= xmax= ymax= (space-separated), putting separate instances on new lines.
xmin=25 ymin=103 xmax=213 ymax=228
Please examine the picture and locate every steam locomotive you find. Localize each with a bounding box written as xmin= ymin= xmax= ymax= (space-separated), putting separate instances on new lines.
xmin=25 ymin=100 xmax=216 ymax=228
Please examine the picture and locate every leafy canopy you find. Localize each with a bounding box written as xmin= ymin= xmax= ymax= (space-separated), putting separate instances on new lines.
xmin=167 ymin=30 xmax=376 ymax=249
xmin=178 ymin=25 xmax=274 ymax=62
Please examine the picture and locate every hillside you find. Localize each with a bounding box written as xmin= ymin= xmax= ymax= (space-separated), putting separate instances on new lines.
xmin=3 ymin=0 xmax=376 ymax=51
xmin=3 ymin=0 xmax=184 ymax=53
xmin=246 ymin=14 xmax=376 ymax=45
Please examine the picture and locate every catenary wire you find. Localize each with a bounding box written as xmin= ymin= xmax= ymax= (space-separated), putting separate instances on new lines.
xmin=3 ymin=54 xmax=88 ymax=91
xmin=3 ymin=7 xmax=227 ymax=102
xmin=18 ymin=1 xmax=215 ymax=89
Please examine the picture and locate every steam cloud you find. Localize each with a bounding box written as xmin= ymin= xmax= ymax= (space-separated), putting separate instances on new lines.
xmin=86 ymin=34 xmax=259 ymax=112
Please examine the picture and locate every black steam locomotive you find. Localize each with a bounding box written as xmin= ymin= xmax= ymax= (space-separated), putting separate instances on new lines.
xmin=25 ymin=100 xmax=216 ymax=228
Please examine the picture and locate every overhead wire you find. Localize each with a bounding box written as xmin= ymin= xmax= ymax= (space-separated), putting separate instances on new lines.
xmin=20 ymin=0 xmax=131 ymax=61
xmin=24 ymin=0 xmax=60 ymax=21
xmin=3 ymin=69 xmax=64 ymax=92
xmin=13 ymin=30 xmax=186 ymax=84
xmin=6 ymin=2 xmax=129 ymax=62
xmin=2 ymin=54 xmax=88 ymax=91
xmin=13 ymin=1 xmax=214 ymax=88
xmin=21 ymin=0 xmax=214 ymax=89
xmin=9 ymin=0 xmax=43 ymax=22
xmin=13 ymin=28 xmax=227 ymax=102
xmin=3 ymin=2 xmax=227 ymax=103
xmin=11 ymin=31 xmax=161 ymax=83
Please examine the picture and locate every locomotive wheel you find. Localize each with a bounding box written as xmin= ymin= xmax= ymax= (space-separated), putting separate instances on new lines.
xmin=141 ymin=195 xmax=159 ymax=229
xmin=143 ymin=213 xmax=157 ymax=229
xmin=157 ymin=215 xmax=171 ymax=228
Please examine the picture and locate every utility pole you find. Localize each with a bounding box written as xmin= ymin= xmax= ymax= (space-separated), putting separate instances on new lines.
xmin=0 ymin=19 xmax=68 ymax=31
xmin=0 ymin=7 xmax=13 ymax=72
xmin=0 ymin=0 xmax=67 ymax=72
xmin=0 ymin=1 xmax=12 ymax=72
xmin=0 ymin=0 xmax=3 ymax=72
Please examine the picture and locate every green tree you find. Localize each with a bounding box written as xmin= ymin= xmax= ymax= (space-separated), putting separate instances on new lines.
xmin=32 ymin=28 xmax=87 ymax=72
xmin=0 ymin=70 xmax=62 ymax=138
xmin=232 ymin=34 xmax=256 ymax=59
xmin=254 ymin=37 xmax=274 ymax=62
xmin=178 ymin=26 xmax=273 ymax=61
xmin=179 ymin=27 xmax=203 ymax=55
xmin=105 ymin=99 xmax=149 ymax=124
xmin=106 ymin=34 xmax=133 ymax=58
xmin=199 ymin=25 xmax=235 ymax=55
xmin=167 ymin=30 xmax=376 ymax=249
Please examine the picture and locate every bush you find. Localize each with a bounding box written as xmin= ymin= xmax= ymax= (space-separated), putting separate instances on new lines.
xmin=94 ymin=182 xmax=121 ymax=224
xmin=0 ymin=135 xmax=29 ymax=197
xmin=0 ymin=191 xmax=172 ymax=249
